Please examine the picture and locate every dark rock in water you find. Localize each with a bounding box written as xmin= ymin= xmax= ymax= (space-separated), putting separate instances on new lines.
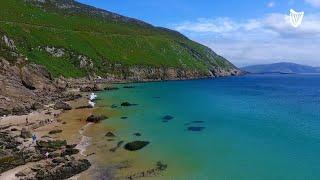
xmin=192 ymin=120 xmax=205 ymax=123
xmin=86 ymin=115 xmax=107 ymax=123
xmin=121 ymin=116 xmax=128 ymax=119
xmin=20 ymin=127 xmax=32 ymax=139
xmin=123 ymin=86 xmax=135 ymax=89
xmin=156 ymin=161 xmax=168 ymax=171
xmin=133 ymin=133 xmax=141 ymax=137
xmin=104 ymin=86 xmax=119 ymax=91
xmin=105 ymin=132 xmax=116 ymax=137
xmin=162 ymin=115 xmax=174 ymax=122
xmin=49 ymin=129 xmax=63 ymax=134
xmin=185 ymin=120 xmax=205 ymax=126
xmin=124 ymin=141 xmax=150 ymax=151
xmin=121 ymin=102 xmax=136 ymax=107
xmin=111 ymin=104 xmax=118 ymax=108
xmin=187 ymin=127 xmax=205 ymax=132
xmin=118 ymin=141 xmax=124 ymax=147
xmin=54 ymin=101 xmax=72 ymax=110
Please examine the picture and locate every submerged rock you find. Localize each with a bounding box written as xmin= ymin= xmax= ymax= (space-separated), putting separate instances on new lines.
xmin=105 ymin=132 xmax=116 ymax=137
xmin=187 ymin=127 xmax=205 ymax=132
xmin=123 ymin=86 xmax=135 ymax=89
xmin=162 ymin=115 xmax=174 ymax=122
xmin=111 ymin=104 xmax=118 ymax=108
xmin=120 ymin=116 xmax=128 ymax=119
xmin=133 ymin=133 xmax=142 ymax=137
xmin=86 ymin=115 xmax=108 ymax=123
xmin=124 ymin=141 xmax=150 ymax=151
xmin=121 ymin=102 xmax=134 ymax=107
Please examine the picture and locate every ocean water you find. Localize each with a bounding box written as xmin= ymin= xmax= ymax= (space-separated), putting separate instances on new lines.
xmin=98 ymin=74 xmax=320 ymax=179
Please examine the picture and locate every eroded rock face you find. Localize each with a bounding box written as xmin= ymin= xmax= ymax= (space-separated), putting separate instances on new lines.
xmin=2 ymin=35 xmax=16 ymax=51
xmin=0 ymin=58 xmax=57 ymax=116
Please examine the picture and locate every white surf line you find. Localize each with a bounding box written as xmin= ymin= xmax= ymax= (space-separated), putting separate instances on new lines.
xmin=88 ymin=92 xmax=97 ymax=108
xmin=76 ymin=122 xmax=93 ymax=156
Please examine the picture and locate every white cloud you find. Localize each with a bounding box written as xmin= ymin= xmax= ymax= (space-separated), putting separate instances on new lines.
xmin=267 ymin=1 xmax=275 ymax=8
xmin=171 ymin=13 xmax=320 ymax=66
xmin=305 ymin=0 xmax=320 ymax=7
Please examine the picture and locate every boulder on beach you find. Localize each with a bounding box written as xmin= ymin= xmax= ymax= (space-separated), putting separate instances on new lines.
xmin=49 ymin=129 xmax=63 ymax=135
xmin=36 ymin=140 xmax=67 ymax=152
xmin=86 ymin=115 xmax=108 ymax=123
xmin=20 ymin=128 xmax=32 ymax=139
xmin=34 ymin=159 xmax=91 ymax=180
xmin=61 ymin=148 xmax=80 ymax=156
xmin=54 ymin=101 xmax=72 ymax=110
xmin=124 ymin=141 xmax=150 ymax=151
xmin=31 ymin=102 xmax=44 ymax=110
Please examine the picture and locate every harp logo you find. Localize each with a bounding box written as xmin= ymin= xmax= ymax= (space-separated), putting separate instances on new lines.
xmin=289 ymin=9 xmax=304 ymax=28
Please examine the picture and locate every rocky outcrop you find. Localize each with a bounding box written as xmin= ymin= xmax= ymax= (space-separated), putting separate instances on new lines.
xmin=33 ymin=159 xmax=91 ymax=180
xmin=54 ymin=101 xmax=72 ymax=110
xmin=0 ymin=58 xmax=57 ymax=116
xmin=44 ymin=46 xmax=65 ymax=58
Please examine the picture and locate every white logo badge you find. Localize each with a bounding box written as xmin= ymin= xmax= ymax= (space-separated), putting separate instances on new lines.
xmin=289 ymin=9 xmax=304 ymax=28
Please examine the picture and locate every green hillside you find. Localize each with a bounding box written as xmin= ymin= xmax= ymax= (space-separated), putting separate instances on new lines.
xmin=0 ymin=0 xmax=239 ymax=78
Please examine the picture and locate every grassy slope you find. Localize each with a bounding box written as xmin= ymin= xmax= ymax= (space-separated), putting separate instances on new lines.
xmin=0 ymin=0 xmax=235 ymax=78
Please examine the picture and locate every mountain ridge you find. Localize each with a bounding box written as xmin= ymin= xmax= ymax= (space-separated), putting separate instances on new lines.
xmin=242 ymin=62 xmax=320 ymax=74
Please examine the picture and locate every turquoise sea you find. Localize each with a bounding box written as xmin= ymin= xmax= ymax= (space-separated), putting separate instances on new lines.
xmin=98 ymin=74 xmax=320 ymax=179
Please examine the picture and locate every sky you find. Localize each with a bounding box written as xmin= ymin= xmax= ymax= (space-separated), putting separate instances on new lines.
xmin=77 ymin=0 xmax=320 ymax=67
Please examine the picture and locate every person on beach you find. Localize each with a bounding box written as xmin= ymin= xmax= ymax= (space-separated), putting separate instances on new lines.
xmin=32 ymin=134 xmax=37 ymax=144
xmin=26 ymin=117 xmax=29 ymax=125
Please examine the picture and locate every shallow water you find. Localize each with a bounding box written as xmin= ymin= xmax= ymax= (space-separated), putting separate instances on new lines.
xmin=98 ymin=74 xmax=320 ymax=179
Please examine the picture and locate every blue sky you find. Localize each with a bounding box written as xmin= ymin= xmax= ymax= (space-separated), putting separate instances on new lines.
xmin=78 ymin=0 xmax=320 ymax=67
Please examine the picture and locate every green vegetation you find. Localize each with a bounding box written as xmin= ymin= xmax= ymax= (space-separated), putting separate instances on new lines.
xmin=0 ymin=0 xmax=236 ymax=78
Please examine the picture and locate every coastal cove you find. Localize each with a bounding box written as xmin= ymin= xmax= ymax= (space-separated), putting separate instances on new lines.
xmin=1 ymin=74 xmax=320 ymax=179
xmin=89 ymin=74 xmax=320 ymax=179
